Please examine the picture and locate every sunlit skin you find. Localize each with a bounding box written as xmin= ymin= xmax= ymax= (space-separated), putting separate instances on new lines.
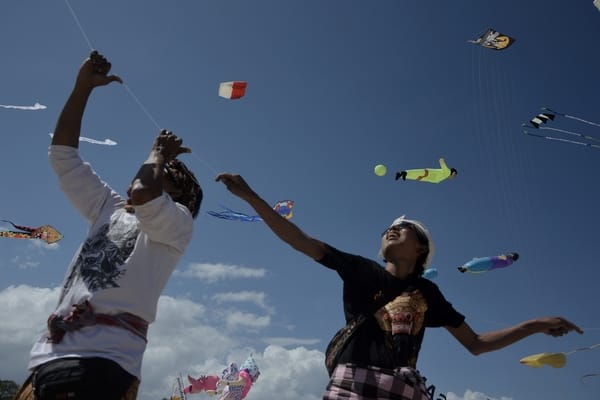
xmin=381 ymin=225 xmax=427 ymax=279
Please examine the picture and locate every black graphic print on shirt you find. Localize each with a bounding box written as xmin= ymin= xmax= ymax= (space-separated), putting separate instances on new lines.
xmin=63 ymin=213 xmax=139 ymax=294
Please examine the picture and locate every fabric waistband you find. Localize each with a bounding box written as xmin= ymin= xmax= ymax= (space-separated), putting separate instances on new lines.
xmin=47 ymin=300 xmax=148 ymax=343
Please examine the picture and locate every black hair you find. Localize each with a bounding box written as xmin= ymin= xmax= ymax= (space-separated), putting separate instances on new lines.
xmin=165 ymin=159 xmax=203 ymax=219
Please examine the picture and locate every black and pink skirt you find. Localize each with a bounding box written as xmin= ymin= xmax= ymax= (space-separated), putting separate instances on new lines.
xmin=323 ymin=363 xmax=432 ymax=400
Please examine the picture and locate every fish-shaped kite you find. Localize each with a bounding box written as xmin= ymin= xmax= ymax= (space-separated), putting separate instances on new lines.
xmin=458 ymin=252 xmax=519 ymax=274
xmin=0 ymin=220 xmax=63 ymax=244
xmin=219 ymin=81 xmax=247 ymax=99
xmin=520 ymin=343 xmax=600 ymax=368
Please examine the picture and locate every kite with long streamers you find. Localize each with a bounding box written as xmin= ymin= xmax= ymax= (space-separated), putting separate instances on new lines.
xmin=0 ymin=220 xmax=63 ymax=244
xmin=0 ymin=102 xmax=46 ymax=110
xmin=468 ymin=28 xmax=515 ymax=50
xmin=185 ymin=355 xmax=260 ymax=400
xmin=395 ymin=158 xmax=457 ymax=184
xmin=49 ymin=132 xmax=117 ymax=146
xmin=207 ymin=206 xmax=263 ymax=222
xmin=520 ymin=343 xmax=600 ymax=368
xmin=522 ymin=107 xmax=600 ymax=149
xmin=458 ymin=252 xmax=519 ymax=274
xmin=208 ymin=200 xmax=294 ymax=222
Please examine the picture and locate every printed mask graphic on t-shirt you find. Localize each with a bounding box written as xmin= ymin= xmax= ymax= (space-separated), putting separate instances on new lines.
xmin=70 ymin=214 xmax=139 ymax=291
xmin=375 ymin=289 xmax=428 ymax=366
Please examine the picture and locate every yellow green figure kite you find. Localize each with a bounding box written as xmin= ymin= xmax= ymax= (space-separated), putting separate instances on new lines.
xmin=395 ymin=158 xmax=457 ymax=184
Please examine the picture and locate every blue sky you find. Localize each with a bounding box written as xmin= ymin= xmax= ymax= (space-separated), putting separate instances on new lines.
xmin=1 ymin=1 xmax=600 ymax=399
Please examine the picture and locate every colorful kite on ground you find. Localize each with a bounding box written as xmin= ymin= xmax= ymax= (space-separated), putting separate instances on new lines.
xmin=468 ymin=28 xmax=515 ymax=50
xmin=219 ymin=81 xmax=247 ymax=99
xmin=458 ymin=252 xmax=519 ymax=274
xmin=522 ymin=107 xmax=600 ymax=149
xmin=0 ymin=102 xmax=46 ymax=110
xmin=395 ymin=158 xmax=457 ymax=184
xmin=185 ymin=355 xmax=260 ymax=400
xmin=208 ymin=200 xmax=294 ymax=222
xmin=0 ymin=221 xmax=63 ymax=244
xmin=48 ymin=132 xmax=117 ymax=146
xmin=520 ymin=343 xmax=600 ymax=368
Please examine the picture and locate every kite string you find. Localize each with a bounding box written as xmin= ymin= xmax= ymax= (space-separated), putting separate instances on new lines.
xmin=63 ymin=0 xmax=222 ymax=177
xmin=64 ymin=0 xmax=94 ymax=51
xmin=122 ymin=83 xmax=161 ymax=131
xmin=65 ymin=0 xmax=161 ymax=131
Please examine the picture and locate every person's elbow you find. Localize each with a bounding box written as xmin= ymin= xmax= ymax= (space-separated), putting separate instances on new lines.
xmin=129 ymin=182 xmax=162 ymax=205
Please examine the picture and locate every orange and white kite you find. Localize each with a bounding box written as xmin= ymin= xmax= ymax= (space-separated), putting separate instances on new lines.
xmin=218 ymin=81 xmax=247 ymax=99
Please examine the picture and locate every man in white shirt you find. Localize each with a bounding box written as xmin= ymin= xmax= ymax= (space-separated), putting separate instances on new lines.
xmin=14 ymin=51 xmax=202 ymax=400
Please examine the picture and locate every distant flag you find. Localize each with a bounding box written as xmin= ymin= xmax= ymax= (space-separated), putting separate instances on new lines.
xmin=0 ymin=102 xmax=46 ymax=110
xmin=219 ymin=81 xmax=248 ymax=99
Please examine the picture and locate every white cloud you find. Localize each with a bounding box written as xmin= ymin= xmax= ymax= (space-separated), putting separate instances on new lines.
xmin=212 ymin=290 xmax=273 ymax=312
xmin=445 ymin=389 xmax=514 ymax=400
xmin=263 ymin=337 xmax=321 ymax=347
xmin=0 ymin=285 xmax=329 ymax=400
xmin=225 ymin=310 xmax=271 ymax=330
xmin=176 ymin=262 xmax=267 ymax=283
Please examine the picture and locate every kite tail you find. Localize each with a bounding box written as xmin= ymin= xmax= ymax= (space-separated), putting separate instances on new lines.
xmin=523 ymin=129 xmax=600 ymax=149
xmin=541 ymin=107 xmax=600 ymax=128
xmin=540 ymin=127 xmax=600 ymax=142
xmin=563 ymin=114 xmax=600 ymax=128
xmin=564 ymin=343 xmax=600 ymax=356
xmin=0 ymin=231 xmax=33 ymax=240
xmin=0 ymin=220 xmax=35 ymax=233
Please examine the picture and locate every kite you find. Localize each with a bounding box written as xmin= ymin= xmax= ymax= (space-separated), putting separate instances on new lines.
xmin=0 ymin=221 xmax=63 ymax=244
xmin=272 ymin=200 xmax=294 ymax=219
xmin=0 ymin=102 xmax=46 ymax=110
xmin=520 ymin=343 xmax=600 ymax=368
xmin=219 ymin=81 xmax=247 ymax=99
xmin=457 ymin=252 xmax=519 ymax=274
xmin=395 ymin=158 xmax=457 ymax=184
xmin=423 ymin=268 xmax=438 ymax=280
xmin=468 ymin=28 xmax=515 ymax=50
xmin=207 ymin=206 xmax=262 ymax=222
xmin=48 ymin=133 xmax=117 ymax=146
xmin=595 ymin=0 xmax=600 ymax=11
xmin=374 ymin=164 xmax=387 ymax=177
xmin=208 ymin=200 xmax=294 ymax=222
xmin=185 ymin=355 xmax=260 ymax=400
xmin=581 ymin=373 xmax=600 ymax=382
xmin=522 ymin=107 xmax=600 ymax=149
xmin=170 ymin=373 xmax=188 ymax=400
